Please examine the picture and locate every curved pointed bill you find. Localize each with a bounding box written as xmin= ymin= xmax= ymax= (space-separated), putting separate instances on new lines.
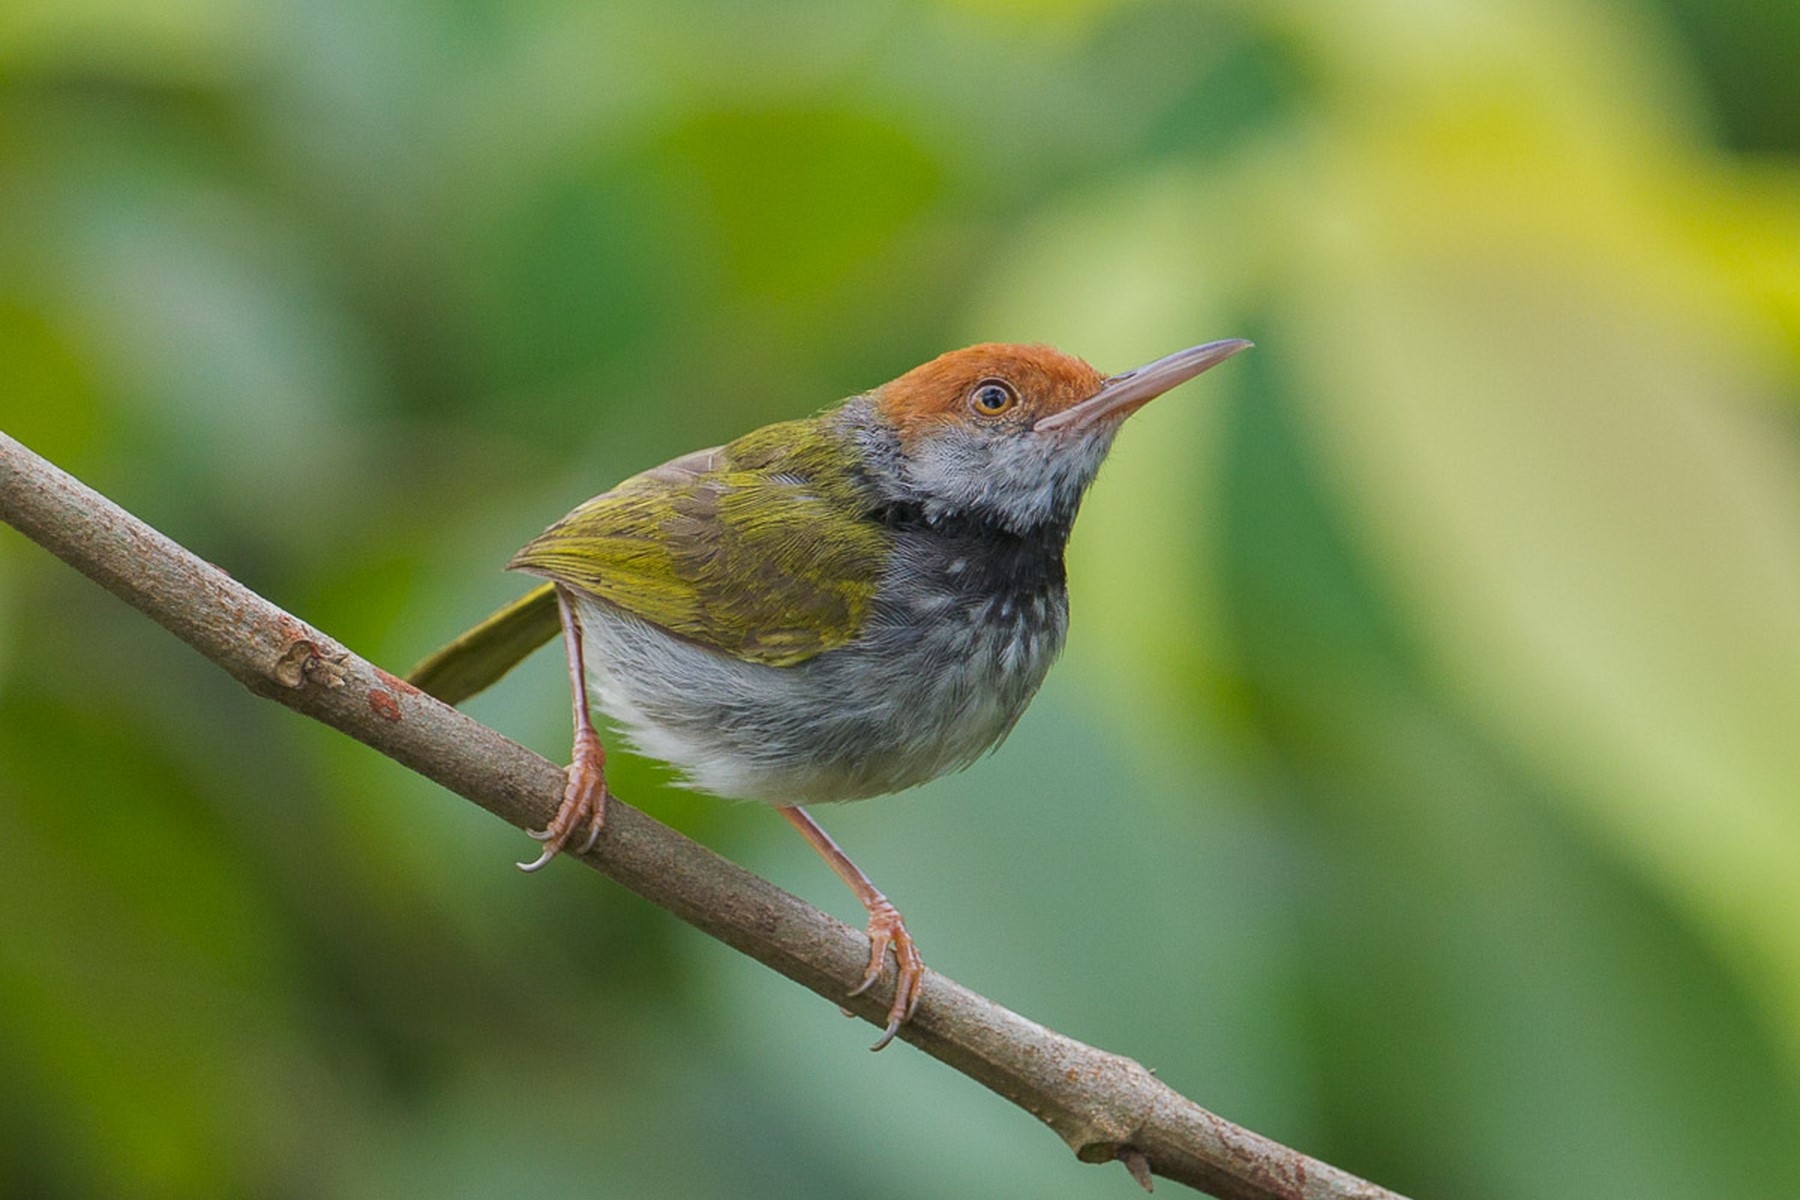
xmin=1034 ymin=339 xmax=1253 ymax=432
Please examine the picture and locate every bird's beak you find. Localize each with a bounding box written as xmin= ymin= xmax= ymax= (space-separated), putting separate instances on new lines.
xmin=1033 ymin=339 xmax=1253 ymax=432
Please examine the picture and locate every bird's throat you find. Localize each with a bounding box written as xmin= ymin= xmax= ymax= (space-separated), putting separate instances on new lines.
xmin=877 ymin=500 xmax=1071 ymax=615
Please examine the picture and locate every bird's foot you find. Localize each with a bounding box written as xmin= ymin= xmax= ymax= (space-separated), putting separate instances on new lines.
xmin=518 ymin=727 xmax=608 ymax=872
xmin=848 ymin=898 xmax=924 ymax=1051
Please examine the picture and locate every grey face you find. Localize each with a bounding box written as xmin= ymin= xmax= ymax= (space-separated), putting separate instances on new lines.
xmin=840 ymin=394 xmax=1121 ymax=536
xmin=898 ymin=419 xmax=1121 ymax=534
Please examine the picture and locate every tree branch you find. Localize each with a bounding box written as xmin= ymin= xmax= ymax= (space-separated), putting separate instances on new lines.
xmin=0 ymin=430 xmax=1406 ymax=1200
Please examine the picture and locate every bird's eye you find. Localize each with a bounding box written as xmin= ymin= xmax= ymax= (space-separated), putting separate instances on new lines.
xmin=969 ymin=379 xmax=1019 ymax=416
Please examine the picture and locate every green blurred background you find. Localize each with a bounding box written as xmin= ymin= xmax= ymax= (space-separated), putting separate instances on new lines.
xmin=3 ymin=0 xmax=1799 ymax=1196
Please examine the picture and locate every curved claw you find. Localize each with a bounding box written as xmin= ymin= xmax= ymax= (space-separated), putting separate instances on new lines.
xmin=516 ymin=844 xmax=558 ymax=873
xmin=903 ymin=964 xmax=925 ymax=1023
xmin=854 ymin=901 xmax=924 ymax=1051
xmin=576 ymin=812 xmax=605 ymax=855
xmin=847 ymin=927 xmax=891 ymax=998
xmin=517 ymin=731 xmax=608 ymax=872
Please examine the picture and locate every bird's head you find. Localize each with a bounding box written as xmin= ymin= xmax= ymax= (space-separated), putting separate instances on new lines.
xmin=859 ymin=339 xmax=1251 ymax=534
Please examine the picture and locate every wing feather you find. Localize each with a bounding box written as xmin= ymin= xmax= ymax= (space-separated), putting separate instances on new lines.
xmin=508 ymin=422 xmax=885 ymax=666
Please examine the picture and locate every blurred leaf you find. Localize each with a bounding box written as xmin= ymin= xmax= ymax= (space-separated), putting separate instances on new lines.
xmin=660 ymin=106 xmax=943 ymax=304
xmin=0 ymin=0 xmax=258 ymax=84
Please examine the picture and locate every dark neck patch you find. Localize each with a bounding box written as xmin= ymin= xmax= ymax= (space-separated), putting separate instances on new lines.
xmin=837 ymin=399 xmax=1073 ymax=601
xmin=876 ymin=501 xmax=1070 ymax=598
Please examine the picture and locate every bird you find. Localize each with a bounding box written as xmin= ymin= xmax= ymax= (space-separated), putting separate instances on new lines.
xmin=408 ymin=338 xmax=1251 ymax=1048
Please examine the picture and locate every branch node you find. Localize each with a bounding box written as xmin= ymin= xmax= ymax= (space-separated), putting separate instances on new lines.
xmin=1118 ymin=1146 xmax=1154 ymax=1193
xmin=272 ymin=637 xmax=348 ymax=690
xmin=1062 ymin=1051 xmax=1159 ymax=1160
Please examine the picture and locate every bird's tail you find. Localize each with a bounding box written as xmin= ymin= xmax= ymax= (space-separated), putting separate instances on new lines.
xmin=407 ymin=581 xmax=561 ymax=705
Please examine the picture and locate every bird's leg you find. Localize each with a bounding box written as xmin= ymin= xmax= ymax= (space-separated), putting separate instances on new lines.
xmin=778 ymin=805 xmax=925 ymax=1050
xmin=519 ymin=587 xmax=609 ymax=872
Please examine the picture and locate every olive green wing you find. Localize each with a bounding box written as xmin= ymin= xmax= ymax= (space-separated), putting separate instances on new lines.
xmin=507 ymin=432 xmax=887 ymax=667
xmin=407 ymin=582 xmax=561 ymax=705
xmin=404 ymin=449 xmax=742 ymax=703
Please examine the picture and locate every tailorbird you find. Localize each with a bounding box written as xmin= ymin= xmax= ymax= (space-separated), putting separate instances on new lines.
xmin=409 ymin=338 xmax=1251 ymax=1047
